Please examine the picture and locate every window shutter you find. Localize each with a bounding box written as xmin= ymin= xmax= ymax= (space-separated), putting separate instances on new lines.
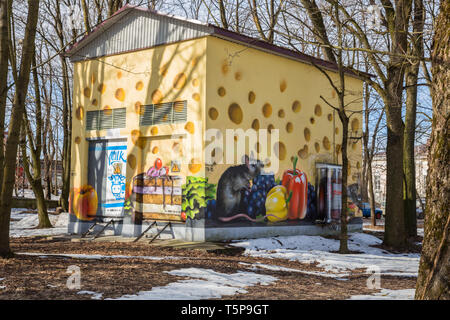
xmin=153 ymin=102 xmax=172 ymax=124
xmin=99 ymin=110 xmax=113 ymax=130
xmin=140 ymin=105 xmax=154 ymax=126
xmin=139 ymin=100 xmax=187 ymax=126
xmin=86 ymin=108 xmax=126 ymax=131
xmin=172 ymin=100 xmax=187 ymax=123
xmin=113 ymin=108 xmax=126 ymax=128
xmin=86 ymin=111 xmax=99 ymax=130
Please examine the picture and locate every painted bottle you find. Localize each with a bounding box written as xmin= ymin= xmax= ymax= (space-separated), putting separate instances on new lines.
xmin=331 ymin=169 xmax=342 ymax=220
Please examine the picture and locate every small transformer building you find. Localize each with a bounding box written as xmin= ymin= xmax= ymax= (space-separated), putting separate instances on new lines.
xmin=66 ymin=5 xmax=365 ymax=241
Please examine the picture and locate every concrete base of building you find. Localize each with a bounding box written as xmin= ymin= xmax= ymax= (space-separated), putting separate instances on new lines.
xmin=67 ymin=214 xmax=123 ymax=237
xmin=121 ymin=221 xmax=187 ymax=240
xmin=185 ymin=218 xmax=363 ymax=242
xmin=68 ymin=214 xmax=363 ymax=242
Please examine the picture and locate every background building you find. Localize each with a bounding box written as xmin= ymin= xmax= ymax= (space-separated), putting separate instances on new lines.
xmin=372 ymin=144 xmax=428 ymax=211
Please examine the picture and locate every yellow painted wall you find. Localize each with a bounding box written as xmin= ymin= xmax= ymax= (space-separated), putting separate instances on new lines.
xmin=71 ymin=37 xmax=208 ymax=197
xmin=204 ymin=36 xmax=363 ymax=185
xmin=71 ymin=34 xmax=364 ymax=206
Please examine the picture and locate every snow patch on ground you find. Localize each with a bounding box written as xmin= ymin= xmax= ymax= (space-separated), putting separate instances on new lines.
xmin=14 ymin=189 xmax=60 ymax=201
xmin=349 ymin=288 xmax=415 ymax=300
xmin=239 ymin=262 xmax=350 ymax=279
xmin=77 ymin=290 xmax=103 ymax=300
xmin=231 ymin=232 xmax=420 ymax=277
xmin=363 ymin=219 xmax=385 ymax=227
xmin=111 ymin=268 xmax=278 ymax=300
xmin=9 ymin=210 xmax=68 ymax=238
xmin=417 ymin=228 xmax=424 ymax=237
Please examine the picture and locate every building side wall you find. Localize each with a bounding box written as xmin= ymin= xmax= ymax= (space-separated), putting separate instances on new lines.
xmin=204 ymin=36 xmax=364 ymax=185
xmin=70 ymin=37 xmax=207 ymax=212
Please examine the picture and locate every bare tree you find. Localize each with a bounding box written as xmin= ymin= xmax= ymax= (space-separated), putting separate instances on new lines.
xmin=415 ymin=0 xmax=449 ymax=299
xmin=0 ymin=0 xmax=8 ymax=197
xmin=403 ymin=0 xmax=424 ymax=238
xmin=18 ymin=54 xmax=52 ymax=228
xmin=299 ymin=0 xmax=336 ymax=63
xmin=0 ymin=0 xmax=41 ymax=258
xmin=324 ymin=0 xmax=413 ymax=250
xmin=285 ymin=1 xmax=360 ymax=253
xmin=362 ymin=82 xmax=384 ymax=227
xmin=108 ymin=0 xmax=124 ymax=17
xmin=81 ymin=0 xmax=92 ymax=33
xmin=47 ymin=0 xmax=74 ymax=212
xmin=248 ymin=0 xmax=284 ymax=43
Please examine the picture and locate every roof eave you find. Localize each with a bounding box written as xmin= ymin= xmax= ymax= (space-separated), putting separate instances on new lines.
xmin=65 ymin=5 xmax=130 ymax=58
xmin=210 ymin=25 xmax=373 ymax=81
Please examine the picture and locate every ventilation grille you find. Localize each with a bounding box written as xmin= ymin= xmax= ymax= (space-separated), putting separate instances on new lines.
xmin=140 ymin=100 xmax=187 ymax=126
xmin=86 ymin=108 xmax=126 ymax=131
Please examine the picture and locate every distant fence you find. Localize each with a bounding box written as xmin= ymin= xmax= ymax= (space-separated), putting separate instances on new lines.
xmin=12 ymin=197 xmax=59 ymax=210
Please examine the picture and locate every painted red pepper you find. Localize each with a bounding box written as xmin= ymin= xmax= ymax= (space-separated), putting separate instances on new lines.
xmin=281 ymin=156 xmax=308 ymax=220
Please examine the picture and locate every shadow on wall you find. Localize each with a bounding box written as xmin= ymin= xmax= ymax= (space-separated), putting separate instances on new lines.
xmin=70 ymin=22 xmax=206 ymax=224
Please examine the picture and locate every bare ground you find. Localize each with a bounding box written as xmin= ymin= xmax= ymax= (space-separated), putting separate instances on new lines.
xmin=0 ymin=235 xmax=417 ymax=300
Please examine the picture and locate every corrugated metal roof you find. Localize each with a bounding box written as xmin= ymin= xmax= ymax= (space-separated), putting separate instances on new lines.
xmin=66 ymin=5 xmax=371 ymax=80
xmin=67 ymin=6 xmax=213 ymax=62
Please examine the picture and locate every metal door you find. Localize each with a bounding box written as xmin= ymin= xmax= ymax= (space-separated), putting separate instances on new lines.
xmin=88 ymin=139 xmax=127 ymax=217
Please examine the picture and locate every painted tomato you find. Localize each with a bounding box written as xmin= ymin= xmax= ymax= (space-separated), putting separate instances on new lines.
xmin=181 ymin=211 xmax=187 ymax=221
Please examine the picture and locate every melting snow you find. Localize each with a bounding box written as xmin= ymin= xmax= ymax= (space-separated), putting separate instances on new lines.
xmin=111 ymin=268 xmax=278 ymax=300
xmin=349 ymin=288 xmax=415 ymax=300
xmin=231 ymin=232 xmax=420 ymax=278
xmin=239 ymin=262 xmax=350 ymax=279
xmin=9 ymin=209 xmax=68 ymax=238
xmin=77 ymin=290 xmax=103 ymax=300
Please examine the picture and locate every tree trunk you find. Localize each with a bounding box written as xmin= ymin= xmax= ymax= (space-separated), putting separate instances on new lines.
xmin=383 ymin=91 xmax=407 ymax=249
xmin=339 ymin=113 xmax=349 ymax=253
xmin=59 ymin=58 xmax=71 ymax=212
xmin=403 ymin=0 xmax=424 ymax=238
xmin=80 ymin=0 xmax=91 ymax=33
xmin=300 ymin=0 xmax=337 ymax=63
xmin=0 ymin=0 xmax=40 ymax=258
xmin=18 ymin=56 xmax=52 ymax=229
xmin=0 ymin=0 xmax=7 ymax=196
xmin=415 ymin=0 xmax=449 ymax=300
xmin=34 ymin=182 xmax=51 ymax=228
xmin=218 ymin=0 xmax=228 ymax=29
xmin=108 ymin=0 xmax=123 ymax=17
xmin=362 ymin=82 xmax=371 ymax=206
xmin=403 ymin=75 xmax=418 ymax=238
xmin=367 ymin=159 xmax=377 ymax=227
xmin=21 ymin=137 xmax=51 ymax=229
xmin=0 ymin=0 xmax=10 ymax=258
xmin=55 ymin=1 xmax=71 ymax=212
xmin=382 ymin=0 xmax=412 ymax=250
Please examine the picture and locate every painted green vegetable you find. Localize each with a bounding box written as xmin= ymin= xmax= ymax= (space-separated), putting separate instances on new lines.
xmin=181 ymin=176 xmax=216 ymax=220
